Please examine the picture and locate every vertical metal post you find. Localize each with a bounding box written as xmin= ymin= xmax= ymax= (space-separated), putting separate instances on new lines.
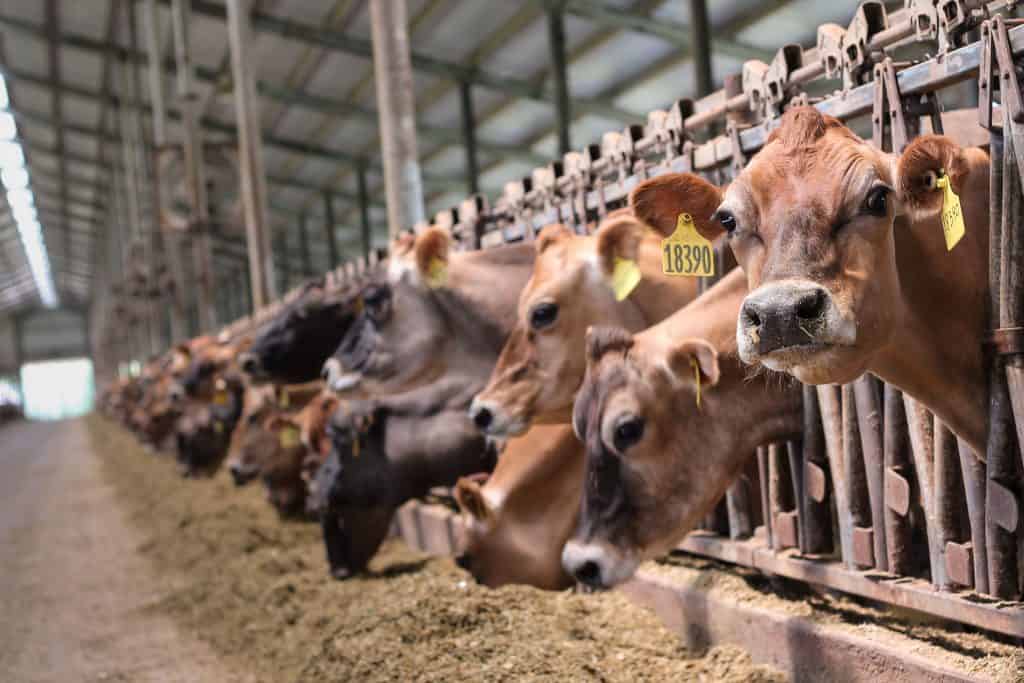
xmin=369 ymin=0 xmax=424 ymax=238
xmin=226 ymin=0 xmax=276 ymax=310
xmin=689 ymin=0 xmax=713 ymax=97
xmin=171 ymin=0 xmax=217 ymax=332
xmin=459 ymin=80 xmax=479 ymax=195
xmin=546 ymin=1 xmax=571 ymax=155
xmin=142 ymin=0 xmax=188 ymax=343
xmin=323 ymin=192 xmax=339 ymax=269
xmin=276 ymin=231 xmax=290 ymax=293
xmin=298 ymin=213 xmax=312 ymax=277
xmin=357 ymin=161 xmax=372 ymax=259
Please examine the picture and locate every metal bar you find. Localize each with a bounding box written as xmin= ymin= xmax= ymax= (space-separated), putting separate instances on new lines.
xmin=547 ymin=2 xmax=571 ymax=156
xmin=882 ymin=384 xmax=916 ymax=575
xmin=934 ymin=421 xmax=963 ymax=589
xmin=298 ymin=213 xmax=312 ymax=277
xmin=756 ymin=445 xmax=772 ymax=547
xmin=800 ymin=385 xmax=833 ymax=555
xmin=369 ymin=0 xmax=425 ymax=237
xmin=226 ymin=0 xmax=276 ymax=310
xmin=459 ymin=80 xmax=479 ymax=196
xmin=323 ymin=191 xmax=338 ymax=269
xmin=357 ymin=162 xmax=371 ymax=260
xmin=853 ymin=374 xmax=888 ymax=572
xmin=955 ymin=436 xmax=989 ymax=593
xmin=818 ymin=385 xmax=853 ymax=564
xmin=688 ymin=0 xmax=712 ymax=97
xmin=842 ymin=383 xmax=874 ymax=569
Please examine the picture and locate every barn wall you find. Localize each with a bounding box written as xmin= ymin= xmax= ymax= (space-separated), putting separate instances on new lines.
xmin=18 ymin=309 xmax=88 ymax=363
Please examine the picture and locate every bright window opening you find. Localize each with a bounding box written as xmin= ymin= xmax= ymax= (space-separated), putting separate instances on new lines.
xmin=19 ymin=358 xmax=95 ymax=421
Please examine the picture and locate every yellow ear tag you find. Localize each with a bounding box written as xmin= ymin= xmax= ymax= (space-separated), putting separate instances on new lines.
xmin=611 ymin=257 xmax=642 ymax=301
xmin=935 ymin=174 xmax=965 ymax=251
xmin=662 ymin=213 xmax=714 ymax=277
xmin=214 ymin=421 xmax=224 ymax=435
xmin=279 ymin=425 xmax=300 ymax=449
xmin=691 ymin=357 xmax=702 ymax=409
xmin=279 ymin=388 xmax=290 ymax=409
xmin=212 ymin=390 xmax=229 ymax=406
xmin=425 ymin=257 xmax=448 ymax=288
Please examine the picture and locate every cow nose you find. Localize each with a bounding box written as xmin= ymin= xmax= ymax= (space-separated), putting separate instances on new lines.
xmin=239 ymin=352 xmax=259 ymax=375
xmin=739 ymin=283 xmax=832 ymax=356
xmin=470 ymin=403 xmax=493 ymax=432
xmin=573 ymin=561 xmax=602 ymax=588
xmin=455 ymin=553 xmax=472 ymax=571
xmin=229 ymin=464 xmax=247 ymax=486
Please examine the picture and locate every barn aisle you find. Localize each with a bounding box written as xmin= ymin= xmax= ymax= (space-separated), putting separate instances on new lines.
xmin=0 ymin=419 xmax=237 ymax=683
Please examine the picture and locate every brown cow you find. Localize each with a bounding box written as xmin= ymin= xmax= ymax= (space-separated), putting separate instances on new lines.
xmin=454 ymin=424 xmax=583 ymax=590
xmin=632 ymin=107 xmax=990 ymax=452
xmin=470 ymin=211 xmax=713 ymax=436
xmin=561 ymin=269 xmax=803 ymax=588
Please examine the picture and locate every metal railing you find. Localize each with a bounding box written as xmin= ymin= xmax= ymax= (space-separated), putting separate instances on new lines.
xmin=222 ymin=1 xmax=1024 ymax=638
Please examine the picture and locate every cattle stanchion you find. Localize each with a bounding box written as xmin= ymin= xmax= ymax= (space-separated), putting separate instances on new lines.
xmin=882 ymin=384 xmax=915 ymax=574
xmin=799 ymin=386 xmax=834 ymax=555
xmin=842 ymin=384 xmax=875 ymax=569
xmin=853 ymin=374 xmax=888 ymax=572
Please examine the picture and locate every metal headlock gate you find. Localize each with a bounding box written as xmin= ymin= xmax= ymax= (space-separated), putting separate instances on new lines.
xmin=219 ymin=1 xmax=1024 ymax=638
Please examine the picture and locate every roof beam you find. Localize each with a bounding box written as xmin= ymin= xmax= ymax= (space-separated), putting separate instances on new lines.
xmin=557 ymin=0 xmax=772 ymax=62
xmin=161 ymin=0 xmax=638 ymax=123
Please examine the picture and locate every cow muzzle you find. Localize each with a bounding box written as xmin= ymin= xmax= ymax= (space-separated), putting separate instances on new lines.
xmin=561 ymin=540 xmax=638 ymax=590
xmin=737 ymin=281 xmax=855 ymax=366
xmin=467 ymin=397 xmax=527 ymax=438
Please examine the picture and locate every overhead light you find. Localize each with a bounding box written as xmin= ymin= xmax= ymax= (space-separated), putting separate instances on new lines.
xmin=0 ymin=111 xmax=15 ymax=140
xmin=6 ymin=186 xmax=33 ymax=210
xmin=1 ymin=165 xmax=28 ymax=189
xmin=0 ymin=74 xmax=8 ymax=110
xmin=11 ymin=203 xmax=35 ymax=223
xmin=0 ymin=141 xmax=24 ymax=168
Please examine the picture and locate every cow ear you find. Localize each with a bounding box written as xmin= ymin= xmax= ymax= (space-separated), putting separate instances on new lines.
xmin=665 ymin=338 xmax=720 ymax=389
xmin=630 ymin=173 xmax=724 ymax=241
xmin=585 ymin=325 xmax=635 ymax=363
xmin=535 ymin=223 xmax=575 ymax=254
xmin=412 ymin=228 xmax=452 ymax=285
xmin=896 ymin=135 xmax=969 ymax=217
xmin=455 ymin=477 xmax=492 ymax=523
xmin=594 ymin=216 xmax=647 ymax=298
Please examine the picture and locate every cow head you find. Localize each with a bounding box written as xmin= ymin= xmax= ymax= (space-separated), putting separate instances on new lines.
xmin=225 ymin=383 xmax=279 ymax=486
xmin=175 ymin=372 xmax=246 ymax=477
xmin=181 ymin=334 xmax=252 ymax=399
xmin=634 ymin=108 xmax=972 ymax=385
xmin=469 ymin=221 xmax=650 ymax=437
xmin=259 ymin=413 xmax=311 ymax=519
xmin=560 ymin=303 xmax=803 ymax=589
xmin=243 ymin=280 xmax=359 ymax=385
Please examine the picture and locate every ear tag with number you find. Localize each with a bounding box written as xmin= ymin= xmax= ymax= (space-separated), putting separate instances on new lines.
xmin=935 ymin=173 xmax=965 ymax=251
xmin=691 ymin=357 xmax=702 ymax=409
xmin=662 ymin=213 xmax=715 ymax=277
xmin=610 ymin=257 xmax=642 ymax=301
xmin=279 ymin=425 xmax=300 ymax=449
xmin=425 ymin=257 xmax=448 ymax=288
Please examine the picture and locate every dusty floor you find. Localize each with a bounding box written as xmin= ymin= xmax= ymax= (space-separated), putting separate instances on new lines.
xmin=72 ymin=414 xmax=783 ymax=682
xmin=0 ymin=418 xmax=239 ymax=683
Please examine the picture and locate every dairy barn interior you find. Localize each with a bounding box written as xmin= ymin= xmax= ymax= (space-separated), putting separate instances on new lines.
xmin=2 ymin=0 xmax=1024 ymax=680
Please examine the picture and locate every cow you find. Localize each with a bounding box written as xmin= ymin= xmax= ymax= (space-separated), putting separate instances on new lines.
xmin=561 ymin=269 xmax=804 ymax=589
xmin=454 ymin=424 xmax=583 ymax=590
xmin=175 ymin=371 xmax=246 ymax=477
xmin=469 ymin=211 xmax=716 ymax=437
xmin=240 ymin=279 xmax=364 ymax=385
xmin=630 ymin=107 xmax=991 ymax=453
xmin=317 ymin=399 xmax=496 ymax=579
xmin=324 ymin=227 xmax=535 ymax=405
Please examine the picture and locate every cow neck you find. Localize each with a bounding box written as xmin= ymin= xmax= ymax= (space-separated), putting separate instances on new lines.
xmin=488 ymin=426 xmax=582 ymax=518
xmin=432 ymin=244 xmax=537 ymax=372
xmin=872 ymin=149 xmax=990 ymax=452
xmin=629 ymin=232 xmax=704 ymax=323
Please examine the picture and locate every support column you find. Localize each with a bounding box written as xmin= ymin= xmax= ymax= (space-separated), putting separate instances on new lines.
xmin=171 ymin=0 xmax=217 ymax=331
xmin=689 ymin=0 xmax=713 ymax=96
xmin=357 ymin=161 xmax=371 ymax=259
xmin=142 ymin=0 xmax=188 ymax=343
xmin=547 ymin=2 xmax=571 ymax=155
xmin=459 ymin=80 xmax=479 ymax=195
xmin=369 ymin=0 xmax=424 ymax=238
xmin=298 ymin=213 xmax=312 ymax=277
xmin=323 ymin=192 xmax=339 ymax=269
xmin=226 ymin=0 xmax=276 ymax=311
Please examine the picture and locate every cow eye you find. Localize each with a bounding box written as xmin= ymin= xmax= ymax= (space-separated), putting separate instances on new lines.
xmin=713 ymin=209 xmax=737 ymax=234
xmin=863 ymin=186 xmax=890 ymax=217
xmin=529 ymin=302 xmax=558 ymax=330
xmin=612 ymin=415 xmax=645 ymax=452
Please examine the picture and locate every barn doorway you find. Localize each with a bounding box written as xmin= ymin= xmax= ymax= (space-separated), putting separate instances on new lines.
xmin=19 ymin=358 xmax=95 ymax=421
